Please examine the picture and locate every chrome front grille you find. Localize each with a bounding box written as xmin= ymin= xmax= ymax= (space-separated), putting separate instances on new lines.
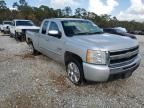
xmin=109 ymin=46 xmax=139 ymax=67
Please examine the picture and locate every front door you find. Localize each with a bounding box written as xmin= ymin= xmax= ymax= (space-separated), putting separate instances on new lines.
xmin=46 ymin=21 xmax=63 ymax=62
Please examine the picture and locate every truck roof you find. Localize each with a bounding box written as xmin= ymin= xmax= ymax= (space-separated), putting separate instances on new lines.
xmin=13 ymin=19 xmax=32 ymax=22
xmin=3 ymin=21 xmax=12 ymax=22
xmin=46 ymin=18 xmax=88 ymax=21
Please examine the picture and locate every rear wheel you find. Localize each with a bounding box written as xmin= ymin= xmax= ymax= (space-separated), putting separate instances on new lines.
xmin=28 ymin=43 xmax=39 ymax=55
xmin=66 ymin=58 xmax=84 ymax=85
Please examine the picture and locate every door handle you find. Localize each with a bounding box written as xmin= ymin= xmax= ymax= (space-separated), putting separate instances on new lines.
xmin=46 ymin=39 xmax=49 ymax=41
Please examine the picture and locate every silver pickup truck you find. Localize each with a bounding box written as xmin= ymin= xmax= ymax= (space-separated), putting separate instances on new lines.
xmin=26 ymin=18 xmax=141 ymax=85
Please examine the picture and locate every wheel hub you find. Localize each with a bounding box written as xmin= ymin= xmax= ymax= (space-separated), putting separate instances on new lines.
xmin=67 ymin=62 xmax=80 ymax=83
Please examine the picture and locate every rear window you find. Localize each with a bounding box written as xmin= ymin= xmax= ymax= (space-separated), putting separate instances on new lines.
xmin=41 ymin=21 xmax=49 ymax=34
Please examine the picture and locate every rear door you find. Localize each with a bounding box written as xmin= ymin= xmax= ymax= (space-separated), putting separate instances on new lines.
xmin=38 ymin=20 xmax=50 ymax=55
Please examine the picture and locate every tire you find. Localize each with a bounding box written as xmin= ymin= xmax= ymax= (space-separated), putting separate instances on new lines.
xmin=15 ymin=32 xmax=18 ymax=41
xmin=19 ymin=36 xmax=23 ymax=42
xmin=19 ymin=35 xmax=26 ymax=42
xmin=10 ymin=33 xmax=13 ymax=38
xmin=66 ymin=58 xmax=84 ymax=85
xmin=29 ymin=43 xmax=39 ymax=55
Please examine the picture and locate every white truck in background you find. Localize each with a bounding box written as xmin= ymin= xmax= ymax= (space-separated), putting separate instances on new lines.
xmin=0 ymin=24 xmax=3 ymax=31
xmin=2 ymin=21 xmax=12 ymax=34
xmin=10 ymin=19 xmax=39 ymax=41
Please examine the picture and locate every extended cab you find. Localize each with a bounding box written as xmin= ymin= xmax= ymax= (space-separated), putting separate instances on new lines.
xmin=10 ymin=19 xmax=39 ymax=41
xmin=2 ymin=21 xmax=12 ymax=34
xmin=26 ymin=18 xmax=141 ymax=85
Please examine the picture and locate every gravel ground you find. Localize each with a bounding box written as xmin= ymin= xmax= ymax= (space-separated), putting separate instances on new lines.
xmin=0 ymin=32 xmax=144 ymax=108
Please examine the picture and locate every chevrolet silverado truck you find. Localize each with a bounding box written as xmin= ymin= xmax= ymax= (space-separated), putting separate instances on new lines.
xmin=10 ymin=19 xmax=39 ymax=41
xmin=2 ymin=21 xmax=12 ymax=34
xmin=26 ymin=18 xmax=141 ymax=85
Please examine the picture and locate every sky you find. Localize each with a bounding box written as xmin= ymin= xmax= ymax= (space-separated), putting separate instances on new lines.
xmin=4 ymin=0 xmax=144 ymax=22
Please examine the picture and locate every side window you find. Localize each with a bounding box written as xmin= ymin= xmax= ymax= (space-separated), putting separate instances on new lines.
xmin=49 ymin=22 xmax=59 ymax=31
xmin=105 ymin=29 xmax=111 ymax=32
xmin=113 ymin=29 xmax=117 ymax=33
xmin=109 ymin=29 xmax=112 ymax=33
xmin=41 ymin=21 xmax=49 ymax=34
xmin=104 ymin=29 xmax=109 ymax=32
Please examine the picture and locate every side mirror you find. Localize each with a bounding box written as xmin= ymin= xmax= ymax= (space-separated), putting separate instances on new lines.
xmin=48 ymin=30 xmax=62 ymax=39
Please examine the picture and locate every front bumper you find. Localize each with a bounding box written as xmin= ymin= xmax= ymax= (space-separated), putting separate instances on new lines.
xmin=83 ymin=55 xmax=141 ymax=81
xmin=3 ymin=29 xmax=9 ymax=31
xmin=3 ymin=26 xmax=10 ymax=32
xmin=17 ymin=32 xmax=25 ymax=37
xmin=3 ymin=28 xmax=10 ymax=33
xmin=15 ymin=32 xmax=26 ymax=41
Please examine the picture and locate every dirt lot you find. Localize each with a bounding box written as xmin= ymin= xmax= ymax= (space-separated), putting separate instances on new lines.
xmin=0 ymin=32 xmax=144 ymax=108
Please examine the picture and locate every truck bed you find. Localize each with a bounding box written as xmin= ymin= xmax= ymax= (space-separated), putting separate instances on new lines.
xmin=26 ymin=29 xmax=40 ymax=33
xmin=26 ymin=29 xmax=39 ymax=42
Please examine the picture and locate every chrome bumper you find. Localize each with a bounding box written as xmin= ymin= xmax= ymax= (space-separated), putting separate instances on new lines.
xmin=83 ymin=55 xmax=141 ymax=81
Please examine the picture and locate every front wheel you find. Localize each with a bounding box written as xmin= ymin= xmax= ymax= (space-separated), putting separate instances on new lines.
xmin=10 ymin=33 xmax=13 ymax=38
xmin=66 ymin=59 xmax=84 ymax=85
xmin=19 ymin=35 xmax=26 ymax=42
xmin=15 ymin=32 xmax=18 ymax=41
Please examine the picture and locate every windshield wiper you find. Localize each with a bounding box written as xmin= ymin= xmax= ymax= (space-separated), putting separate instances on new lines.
xmin=89 ymin=32 xmax=104 ymax=34
xmin=75 ymin=32 xmax=104 ymax=35
xmin=75 ymin=32 xmax=89 ymax=35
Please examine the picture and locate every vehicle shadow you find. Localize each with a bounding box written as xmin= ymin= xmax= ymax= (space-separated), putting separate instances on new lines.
xmin=0 ymin=33 xmax=10 ymax=36
xmin=83 ymin=78 xmax=129 ymax=86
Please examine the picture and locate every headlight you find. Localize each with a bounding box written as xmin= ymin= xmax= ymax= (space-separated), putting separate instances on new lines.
xmin=16 ymin=29 xmax=22 ymax=33
xmin=86 ymin=50 xmax=107 ymax=64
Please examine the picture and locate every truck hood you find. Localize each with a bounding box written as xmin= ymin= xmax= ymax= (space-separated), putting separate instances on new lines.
xmin=16 ymin=26 xmax=40 ymax=30
xmin=3 ymin=24 xmax=11 ymax=27
xmin=71 ymin=33 xmax=139 ymax=51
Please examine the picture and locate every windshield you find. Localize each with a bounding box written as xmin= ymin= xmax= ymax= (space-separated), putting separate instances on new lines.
xmin=16 ymin=21 xmax=34 ymax=26
xmin=114 ymin=28 xmax=127 ymax=33
xmin=115 ymin=29 xmax=126 ymax=33
xmin=62 ymin=20 xmax=103 ymax=36
xmin=3 ymin=22 xmax=11 ymax=25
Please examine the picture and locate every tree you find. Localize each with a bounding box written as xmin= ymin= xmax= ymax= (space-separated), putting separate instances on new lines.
xmin=113 ymin=16 xmax=117 ymax=21
xmin=101 ymin=14 xmax=111 ymax=21
xmin=0 ymin=0 xmax=7 ymax=9
xmin=75 ymin=8 xmax=87 ymax=18
xmin=19 ymin=0 xmax=27 ymax=6
xmin=56 ymin=9 xmax=63 ymax=17
xmin=13 ymin=2 xmax=19 ymax=8
xmin=13 ymin=0 xmax=27 ymax=9
xmin=0 ymin=1 xmax=144 ymax=31
xmin=63 ymin=6 xmax=72 ymax=17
